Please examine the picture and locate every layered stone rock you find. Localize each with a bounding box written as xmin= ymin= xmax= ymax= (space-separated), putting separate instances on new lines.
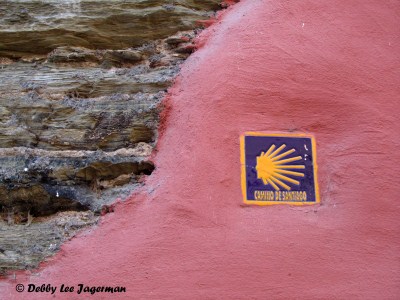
xmin=0 ymin=0 xmax=219 ymax=57
xmin=0 ymin=0 xmax=222 ymax=273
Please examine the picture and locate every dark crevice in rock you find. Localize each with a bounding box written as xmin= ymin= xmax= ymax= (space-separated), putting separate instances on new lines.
xmin=0 ymin=185 xmax=89 ymax=222
xmin=76 ymin=161 xmax=155 ymax=183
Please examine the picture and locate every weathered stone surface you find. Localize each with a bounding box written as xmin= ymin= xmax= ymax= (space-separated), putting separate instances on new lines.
xmin=0 ymin=30 xmax=195 ymax=150
xmin=0 ymin=143 xmax=153 ymax=209
xmin=0 ymin=211 xmax=98 ymax=273
xmin=0 ymin=78 xmax=163 ymax=150
xmin=0 ymin=0 xmax=223 ymax=273
xmin=0 ymin=0 xmax=220 ymax=57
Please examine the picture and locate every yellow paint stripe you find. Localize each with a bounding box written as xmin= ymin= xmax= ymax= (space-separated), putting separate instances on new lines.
xmin=268 ymin=144 xmax=286 ymax=159
xmin=274 ymin=156 xmax=302 ymax=165
xmin=275 ymin=169 xmax=304 ymax=177
xmin=272 ymin=172 xmax=300 ymax=185
xmin=240 ymin=135 xmax=247 ymax=204
xmin=262 ymin=178 xmax=268 ymax=185
xmin=270 ymin=176 xmax=291 ymax=190
xmin=264 ymin=144 xmax=276 ymax=156
xmin=275 ymin=165 xmax=305 ymax=169
xmin=271 ymin=148 xmax=295 ymax=162
xmin=267 ymin=178 xmax=279 ymax=191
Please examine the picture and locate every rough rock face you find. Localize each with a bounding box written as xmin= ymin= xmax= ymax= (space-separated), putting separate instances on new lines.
xmin=0 ymin=0 xmax=220 ymax=57
xmin=0 ymin=0 xmax=222 ymax=273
